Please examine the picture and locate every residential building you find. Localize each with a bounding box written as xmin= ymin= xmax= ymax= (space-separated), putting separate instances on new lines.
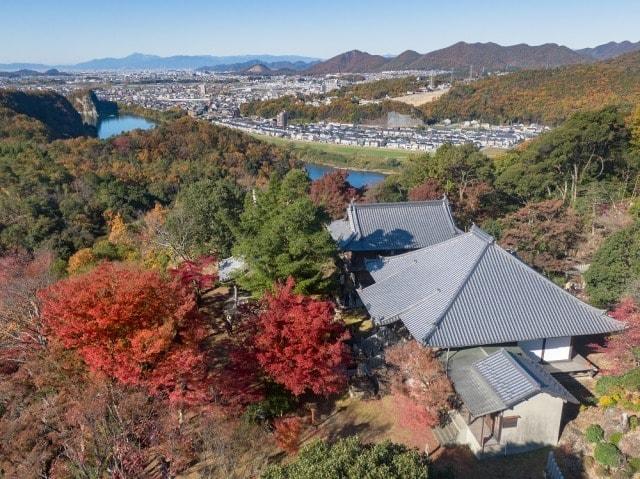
xmin=276 ymin=110 xmax=288 ymax=128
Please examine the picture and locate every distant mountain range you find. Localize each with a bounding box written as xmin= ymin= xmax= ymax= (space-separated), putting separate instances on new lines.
xmin=576 ymin=40 xmax=640 ymax=60
xmin=197 ymin=59 xmax=317 ymax=74
xmin=2 ymin=41 xmax=639 ymax=74
xmin=305 ymin=41 xmax=640 ymax=74
xmin=421 ymin=49 xmax=640 ymax=125
xmin=0 ymin=53 xmax=320 ymax=72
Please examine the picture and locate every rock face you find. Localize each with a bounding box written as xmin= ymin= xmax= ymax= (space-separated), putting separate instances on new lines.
xmin=69 ymin=90 xmax=117 ymax=126
xmin=0 ymin=89 xmax=91 ymax=139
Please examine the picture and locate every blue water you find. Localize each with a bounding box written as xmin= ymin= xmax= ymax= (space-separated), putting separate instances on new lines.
xmin=97 ymin=115 xmax=155 ymax=139
xmin=304 ymin=163 xmax=386 ymax=188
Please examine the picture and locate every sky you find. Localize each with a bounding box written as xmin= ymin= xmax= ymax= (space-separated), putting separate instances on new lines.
xmin=2 ymin=0 xmax=640 ymax=64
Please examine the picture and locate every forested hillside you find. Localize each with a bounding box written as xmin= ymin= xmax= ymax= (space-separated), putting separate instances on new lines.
xmin=0 ymin=90 xmax=294 ymax=262
xmin=240 ymin=94 xmax=420 ymax=124
xmin=0 ymin=89 xmax=92 ymax=140
xmin=422 ymin=51 xmax=640 ymax=125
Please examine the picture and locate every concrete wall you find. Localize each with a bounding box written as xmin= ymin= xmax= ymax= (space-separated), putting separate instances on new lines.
xmin=518 ymin=336 xmax=572 ymax=362
xmin=543 ymin=337 xmax=572 ymax=362
xmin=499 ymin=393 xmax=564 ymax=452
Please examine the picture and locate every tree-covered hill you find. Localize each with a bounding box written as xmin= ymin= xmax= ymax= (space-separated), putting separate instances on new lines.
xmin=0 ymin=93 xmax=295 ymax=260
xmin=0 ymin=89 xmax=92 ymax=140
xmin=422 ymin=50 xmax=640 ymax=125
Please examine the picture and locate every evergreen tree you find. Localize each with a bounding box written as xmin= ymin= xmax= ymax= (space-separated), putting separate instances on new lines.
xmin=234 ymin=170 xmax=337 ymax=295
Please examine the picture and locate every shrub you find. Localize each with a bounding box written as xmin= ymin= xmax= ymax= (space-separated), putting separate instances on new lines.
xmin=594 ymin=442 xmax=623 ymax=468
xmin=273 ymin=416 xmax=302 ymax=454
xmin=629 ymin=457 xmax=640 ymax=473
xmin=586 ymin=424 xmax=605 ymax=443
xmin=242 ymin=387 xmax=297 ymax=425
xmin=620 ymin=368 xmax=640 ymax=391
xmin=609 ymin=431 xmax=623 ymax=446
xmin=262 ymin=436 xmax=429 ymax=479
xmin=630 ymin=416 xmax=639 ymax=430
xmin=596 ymin=376 xmax=622 ymax=396
xmin=599 ymin=395 xmax=617 ymax=408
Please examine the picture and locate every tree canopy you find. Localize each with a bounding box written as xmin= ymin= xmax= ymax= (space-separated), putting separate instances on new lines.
xmin=234 ymin=169 xmax=337 ymax=295
xmin=165 ymin=177 xmax=245 ymax=258
xmin=254 ymin=278 xmax=351 ymax=397
xmin=39 ymin=262 xmax=212 ymax=405
xmin=262 ymin=436 xmax=429 ymax=479
xmin=585 ymin=221 xmax=640 ymax=307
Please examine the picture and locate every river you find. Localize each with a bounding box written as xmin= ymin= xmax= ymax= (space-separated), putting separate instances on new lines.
xmin=304 ymin=163 xmax=386 ymax=188
xmin=97 ymin=115 xmax=156 ymax=139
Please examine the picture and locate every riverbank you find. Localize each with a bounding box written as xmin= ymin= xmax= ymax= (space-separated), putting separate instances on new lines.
xmin=250 ymin=133 xmax=418 ymax=174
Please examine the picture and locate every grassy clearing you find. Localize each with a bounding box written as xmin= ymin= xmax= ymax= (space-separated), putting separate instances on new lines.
xmin=252 ymin=133 xmax=419 ymax=173
xmin=391 ymin=89 xmax=450 ymax=107
xmin=304 ymin=395 xmax=432 ymax=451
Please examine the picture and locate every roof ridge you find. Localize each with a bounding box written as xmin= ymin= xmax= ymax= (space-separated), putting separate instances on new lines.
xmin=348 ymin=201 xmax=362 ymax=239
xmin=442 ymin=196 xmax=460 ymax=236
xmin=473 ymin=349 xmax=541 ymax=406
xmin=371 ymin=232 xmax=472 ymax=265
xmin=423 ymin=234 xmax=492 ymax=343
xmin=466 ymin=365 xmax=507 ymax=413
xmin=353 ymin=199 xmax=448 ymax=208
xmin=381 ymin=288 xmax=443 ymax=323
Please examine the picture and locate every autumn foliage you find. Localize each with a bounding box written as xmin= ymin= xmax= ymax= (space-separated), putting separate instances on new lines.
xmin=254 ymin=278 xmax=351 ymax=397
xmin=170 ymin=255 xmax=218 ymax=303
xmin=408 ymin=178 xmax=444 ymax=202
xmin=38 ymin=262 xmax=212 ymax=405
xmin=499 ymin=199 xmax=582 ymax=275
xmin=273 ymin=416 xmax=302 ymax=454
xmin=385 ymin=341 xmax=453 ymax=428
xmin=309 ymin=169 xmax=359 ymax=219
xmin=603 ymin=297 xmax=640 ymax=373
xmin=0 ymin=251 xmax=53 ymax=365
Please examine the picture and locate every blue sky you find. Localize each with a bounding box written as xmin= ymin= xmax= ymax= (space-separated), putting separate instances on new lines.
xmin=2 ymin=0 xmax=640 ymax=64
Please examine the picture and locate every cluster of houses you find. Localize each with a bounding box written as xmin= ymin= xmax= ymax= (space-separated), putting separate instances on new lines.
xmin=328 ymin=198 xmax=624 ymax=457
xmin=218 ymin=116 xmax=543 ymax=151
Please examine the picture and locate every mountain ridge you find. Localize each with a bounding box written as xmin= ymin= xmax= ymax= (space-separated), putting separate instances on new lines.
xmin=0 ymin=53 xmax=320 ymax=72
xmin=304 ymin=40 xmax=640 ymax=74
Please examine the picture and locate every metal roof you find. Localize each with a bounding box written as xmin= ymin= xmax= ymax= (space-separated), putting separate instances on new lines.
xmin=218 ymin=257 xmax=247 ymax=282
xmin=449 ymin=348 xmax=578 ymax=417
xmin=358 ymin=225 xmax=624 ymax=348
xmin=327 ymin=198 xmax=460 ymax=252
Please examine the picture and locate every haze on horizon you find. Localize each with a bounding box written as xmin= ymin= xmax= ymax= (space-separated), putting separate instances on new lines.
xmin=2 ymin=0 xmax=640 ymax=64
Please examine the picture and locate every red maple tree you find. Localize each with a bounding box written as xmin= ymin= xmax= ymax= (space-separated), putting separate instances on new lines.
xmin=254 ymin=278 xmax=351 ymax=397
xmin=38 ymin=262 xmax=212 ymax=406
xmin=385 ymin=341 xmax=453 ymax=428
xmin=603 ymin=297 xmax=640 ymax=373
xmin=169 ymin=255 xmax=218 ymax=304
xmin=309 ymin=170 xmax=359 ymax=219
xmin=273 ymin=416 xmax=302 ymax=454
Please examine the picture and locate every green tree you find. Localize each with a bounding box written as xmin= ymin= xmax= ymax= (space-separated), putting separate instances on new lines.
xmin=234 ymin=170 xmax=336 ymax=295
xmin=496 ymin=107 xmax=632 ymax=204
xmin=262 ymin=436 xmax=429 ymax=479
xmin=585 ymin=222 xmax=640 ymax=307
xmin=165 ymin=178 xmax=245 ymax=258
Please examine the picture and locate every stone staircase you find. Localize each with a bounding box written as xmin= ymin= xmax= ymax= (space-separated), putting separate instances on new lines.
xmin=432 ymin=417 xmax=461 ymax=447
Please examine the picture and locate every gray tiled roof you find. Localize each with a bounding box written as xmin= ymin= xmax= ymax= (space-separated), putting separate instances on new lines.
xmin=358 ymin=226 xmax=624 ymax=347
xmin=327 ymin=198 xmax=460 ymax=252
xmin=449 ymin=348 xmax=578 ymax=417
